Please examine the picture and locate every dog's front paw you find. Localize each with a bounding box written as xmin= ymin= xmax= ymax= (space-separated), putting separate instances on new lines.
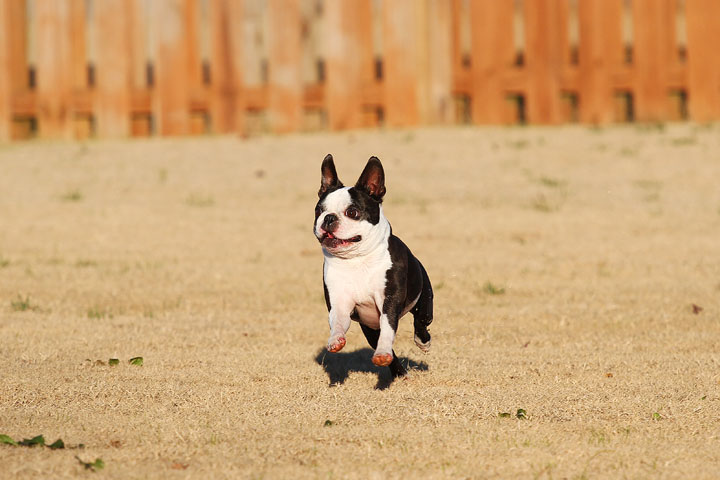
xmin=372 ymin=352 xmax=393 ymax=367
xmin=327 ymin=336 xmax=346 ymax=353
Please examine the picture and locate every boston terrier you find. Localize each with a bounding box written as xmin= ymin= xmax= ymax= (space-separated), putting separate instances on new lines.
xmin=313 ymin=154 xmax=433 ymax=378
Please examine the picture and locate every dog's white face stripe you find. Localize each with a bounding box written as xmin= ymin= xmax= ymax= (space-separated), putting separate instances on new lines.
xmin=320 ymin=187 xmax=352 ymax=217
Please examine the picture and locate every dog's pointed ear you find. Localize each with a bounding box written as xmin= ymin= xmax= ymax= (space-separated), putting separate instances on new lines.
xmin=355 ymin=156 xmax=386 ymax=201
xmin=319 ymin=154 xmax=343 ymax=197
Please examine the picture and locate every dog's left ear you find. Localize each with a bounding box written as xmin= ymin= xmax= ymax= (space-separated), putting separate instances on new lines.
xmin=319 ymin=154 xmax=343 ymax=197
xmin=355 ymin=156 xmax=386 ymax=201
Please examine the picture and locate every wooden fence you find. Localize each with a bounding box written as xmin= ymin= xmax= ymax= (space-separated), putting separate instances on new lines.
xmin=1 ymin=0 xmax=719 ymax=141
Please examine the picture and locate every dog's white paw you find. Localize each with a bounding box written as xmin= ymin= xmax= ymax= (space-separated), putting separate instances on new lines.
xmin=414 ymin=334 xmax=431 ymax=353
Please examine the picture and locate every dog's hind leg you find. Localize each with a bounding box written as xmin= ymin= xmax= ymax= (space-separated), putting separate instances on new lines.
xmin=411 ymin=263 xmax=433 ymax=353
xmin=360 ymin=324 xmax=406 ymax=378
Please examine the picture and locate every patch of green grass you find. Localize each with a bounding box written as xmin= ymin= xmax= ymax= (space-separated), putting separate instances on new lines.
xmin=506 ymin=139 xmax=530 ymax=149
xmin=11 ymin=295 xmax=38 ymax=312
xmin=539 ymin=176 xmax=566 ymax=189
xmin=643 ymin=192 xmax=660 ymax=203
xmin=634 ymin=180 xmax=662 ymax=203
xmin=0 ymin=256 xmax=9 ymax=268
xmin=619 ymin=147 xmax=638 ymax=157
xmin=1 ymin=434 xmax=70 ymax=450
xmin=498 ymin=409 xmax=527 ymax=419
xmin=531 ymin=193 xmax=559 ymax=213
xmin=185 ymin=193 xmax=215 ymax=207
xmin=87 ymin=306 xmax=112 ymax=320
xmin=483 ymin=282 xmax=506 ymax=295
xmin=634 ymin=179 xmax=662 ymax=190
xmin=75 ymin=259 xmax=97 ymax=268
xmin=60 ymin=189 xmax=83 ymax=202
xmin=671 ymin=136 xmax=697 ymax=146
xmin=635 ymin=122 xmax=666 ymax=133
xmin=589 ymin=429 xmax=608 ymax=445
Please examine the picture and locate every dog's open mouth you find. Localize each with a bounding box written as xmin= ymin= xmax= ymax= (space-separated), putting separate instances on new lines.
xmin=320 ymin=232 xmax=362 ymax=249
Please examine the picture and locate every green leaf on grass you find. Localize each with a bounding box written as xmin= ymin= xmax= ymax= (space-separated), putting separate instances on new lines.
xmin=652 ymin=412 xmax=662 ymax=420
xmin=76 ymin=456 xmax=105 ymax=471
xmin=516 ymin=409 xmax=527 ymax=419
xmin=108 ymin=358 xmax=120 ymax=366
xmin=48 ymin=439 xmax=65 ymax=449
xmin=129 ymin=357 xmax=143 ymax=366
xmin=0 ymin=434 xmax=18 ymax=446
xmin=19 ymin=435 xmax=45 ymax=447
xmin=498 ymin=412 xmax=511 ymax=418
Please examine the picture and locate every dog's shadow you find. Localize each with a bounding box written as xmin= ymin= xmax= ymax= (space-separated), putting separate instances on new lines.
xmin=314 ymin=347 xmax=429 ymax=390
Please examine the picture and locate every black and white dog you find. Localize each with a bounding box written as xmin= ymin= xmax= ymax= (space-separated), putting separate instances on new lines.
xmin=313 ymin=154 xmax=433 ymax=378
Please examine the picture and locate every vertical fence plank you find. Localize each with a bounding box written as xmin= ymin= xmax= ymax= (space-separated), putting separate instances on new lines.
xmin=450 ymin=0 xmax=464 ymax=81
xmin=151 ymin=0 xmax=190 ymax=135
xmin=469 ymin=0 xmax=514 ymax=124
xmin=69 ymin=0 xmax=86 ymax=91
xmin=4 ymin=0 xmax=28 ymax=139
xmin=35 ymin=1 xmax=74 ymax=138
xmin=423 ymin=0 xmax=453 ymax=124
xmin=382 ymin=0 xmax=421 ymax=127
xmin=129 ymin=0 xmax=150 ymax=90
xmin=633 ymin=0 xmax=674 ymax=121
xmin=577 ymin=0 xmax=623 ymax=124
xmin=93 ymin=0 xmax=131 ymax=137
xmin=0 ymin=0 xmax=10 ymax=140
xmin=209 ymin=0 xmax=244 ymax=134
xmin=325 ymin=0 xmax=372 ymax=130
xmin=267 ymin=0 xmax=302 ymax=133
xmin=524 ymin=0 xmax=565 ymax=124
xmin=3 ymin=0 xmax=27 ymax=95
xmin=686 ymin=0 xmax=720 ymax=122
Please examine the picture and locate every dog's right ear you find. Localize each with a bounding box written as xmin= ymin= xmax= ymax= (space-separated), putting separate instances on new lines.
xmin=319 ymin=154 xmax=343 ymax=197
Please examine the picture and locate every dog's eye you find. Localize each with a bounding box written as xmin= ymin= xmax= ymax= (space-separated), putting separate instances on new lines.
xmin=345 ymin=207 xmax=359 ymax=219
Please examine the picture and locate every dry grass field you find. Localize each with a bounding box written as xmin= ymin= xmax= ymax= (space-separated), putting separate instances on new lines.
xmin=1 ymin=124 xmax=719 ymax=479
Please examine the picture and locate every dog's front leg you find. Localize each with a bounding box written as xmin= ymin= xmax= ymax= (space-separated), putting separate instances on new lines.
xmin=371 ymin=307 xmax=399 ymax=367
xmin=327 ymin=303 xmax=352 ymax=353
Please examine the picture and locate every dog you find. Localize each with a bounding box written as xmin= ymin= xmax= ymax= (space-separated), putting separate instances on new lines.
xmin=313 ymin=154 xmax=433 ymax=378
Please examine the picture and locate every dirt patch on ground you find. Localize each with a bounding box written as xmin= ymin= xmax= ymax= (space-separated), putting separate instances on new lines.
xmin=1 ymin=125 xmax=719 ymax=478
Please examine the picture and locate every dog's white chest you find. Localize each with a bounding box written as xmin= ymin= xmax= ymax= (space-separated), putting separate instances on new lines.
xmin=323 ymin=248 xmax=391 ymax=329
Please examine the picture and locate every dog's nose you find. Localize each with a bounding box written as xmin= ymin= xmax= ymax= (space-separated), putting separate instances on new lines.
xmin=322 ymin=213 xmax=338 ymax=232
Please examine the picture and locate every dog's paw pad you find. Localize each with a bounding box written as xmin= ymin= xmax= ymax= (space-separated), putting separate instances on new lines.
xmin=327 ymin=336 xmax=346 ymax=353
xmin=414 ymin=334 xmax=431 ymax=353
xmin=372 ymin=352 xmax=393 ymax=367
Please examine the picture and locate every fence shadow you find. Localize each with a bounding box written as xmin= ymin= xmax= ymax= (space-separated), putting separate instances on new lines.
xmin=314 ymin=347 xmax=428 ymax=390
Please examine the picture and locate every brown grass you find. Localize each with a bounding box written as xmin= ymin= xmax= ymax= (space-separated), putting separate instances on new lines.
xmin=1 ymin=124 xmax=719 ymax=478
